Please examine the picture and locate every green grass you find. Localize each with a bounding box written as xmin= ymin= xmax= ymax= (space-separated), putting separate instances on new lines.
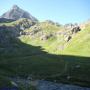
xmin=0 ymin=19 xmax=90 ymax=87
xmin=62 ymin=25 xmax=90 ymax=56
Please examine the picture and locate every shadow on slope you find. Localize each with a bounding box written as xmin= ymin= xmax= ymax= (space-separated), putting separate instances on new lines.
xmin=0 ymin=36 xmax=90 ymax=87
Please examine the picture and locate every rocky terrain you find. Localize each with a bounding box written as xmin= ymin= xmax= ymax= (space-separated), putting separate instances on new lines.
xmin=0 ymin=5 xmax=38 ymax=22
xmin=8 ymin=77 xmax=90 ymax=90
xmin=0 ymin=5 xmax=90 ymax=90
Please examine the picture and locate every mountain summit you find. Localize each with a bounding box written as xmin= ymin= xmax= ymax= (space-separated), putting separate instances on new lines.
xmin=0 ymin=5 xmax=38 ymax=22
xmin=12 ymin=5 xmax=19 ymax=10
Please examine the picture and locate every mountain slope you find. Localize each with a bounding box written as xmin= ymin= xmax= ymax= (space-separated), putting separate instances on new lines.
xmin=0 ymin=5 xmax=38 ymax=22
xmin=62 ymin=22 xmax=90 ymax=57
xmin=0 ymin=5 xmax=90 ymax=88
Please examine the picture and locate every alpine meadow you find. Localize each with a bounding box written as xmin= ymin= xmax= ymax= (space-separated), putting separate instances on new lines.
xmin=0 ymin=3 xmax=90 ymax=90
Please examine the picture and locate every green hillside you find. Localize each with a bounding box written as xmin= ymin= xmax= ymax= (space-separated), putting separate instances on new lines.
xmin=63 ymin=23 xmax=90 ymax=57
xmin=0 ymin=19 xmax=90 ymax=88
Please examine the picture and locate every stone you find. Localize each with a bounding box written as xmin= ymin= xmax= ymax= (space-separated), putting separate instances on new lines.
xmin=71 ymin=26 xmax=81 ymax=34
xmin=64 ymin=36 xmax=72 ymax=42
xmin=40 ymin=34 xmax=53 ymax=40
xmin=67 ymin=76 xmax=71 ymax=80
xmin=75 ymin=65 xmax=80 ymax=68
xmin=10 ymin=81 xmax=18 ymax=87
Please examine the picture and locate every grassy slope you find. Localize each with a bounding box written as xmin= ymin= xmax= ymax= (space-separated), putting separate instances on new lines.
xmin=20 ymin=21 xmax=64 ymax=54
xmin=0 ymin=20 xmax=90 ymax=87
xmin=62 ymin=24 xmax=90 ymax=57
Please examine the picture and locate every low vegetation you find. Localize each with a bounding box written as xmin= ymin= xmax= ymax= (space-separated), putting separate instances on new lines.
xmin=0 ymin=17 xmax=90 ymax=88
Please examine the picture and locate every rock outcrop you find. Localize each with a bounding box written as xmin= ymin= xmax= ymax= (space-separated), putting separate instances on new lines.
xmin=64 ymin=23 xmax=81 ymax=34
xmin=0 ymin=5 xmax=38 ymax=22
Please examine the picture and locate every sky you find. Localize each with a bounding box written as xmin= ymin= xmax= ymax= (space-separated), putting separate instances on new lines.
xmin=0 ymin=0 xmax=90 ymax=24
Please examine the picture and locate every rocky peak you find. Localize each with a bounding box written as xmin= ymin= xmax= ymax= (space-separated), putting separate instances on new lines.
xmin=12 ymin=5 xmax=19 ymax=10
xmin=0 ymin=5 xmax=38 ymax=22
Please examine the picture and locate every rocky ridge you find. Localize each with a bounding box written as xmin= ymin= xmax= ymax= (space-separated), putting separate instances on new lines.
xmin=0 ymin=5 xmax=38 ymax=22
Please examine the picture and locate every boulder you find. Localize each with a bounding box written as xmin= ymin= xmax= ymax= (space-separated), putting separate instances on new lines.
xmin=64 ymin=36 xmax=72 ymax=42
xmin=40 ymin=34 xmax=53 ymax=41
xmin=75 ymin=65 xmax=80 ymax=69
xmin=71 ymin=26 xmax=81 ymax=34
xmin=64 ymin=23 xmax=81 ymax=34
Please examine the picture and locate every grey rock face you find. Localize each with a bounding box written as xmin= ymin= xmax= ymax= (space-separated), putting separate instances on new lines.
xmin=0 ymin=5 xmax=38 ymax=22
xmin=64 ymin=23 xmax=81 ymax=34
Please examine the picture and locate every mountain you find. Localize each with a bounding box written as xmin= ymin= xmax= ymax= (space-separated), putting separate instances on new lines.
xmin=0 ymin=18 xmax=15 ymax=23
xmin=0 ymin=5 xmax=38 ymax=22
xmin=0 ymin=5 xmax=90 ymax=88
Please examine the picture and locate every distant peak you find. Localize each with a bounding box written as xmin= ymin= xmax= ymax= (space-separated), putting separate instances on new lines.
xmin=0 ymin=5 xmax=38 ymax=21
xmin=12 ymin=5 xmax=19 ymax=9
